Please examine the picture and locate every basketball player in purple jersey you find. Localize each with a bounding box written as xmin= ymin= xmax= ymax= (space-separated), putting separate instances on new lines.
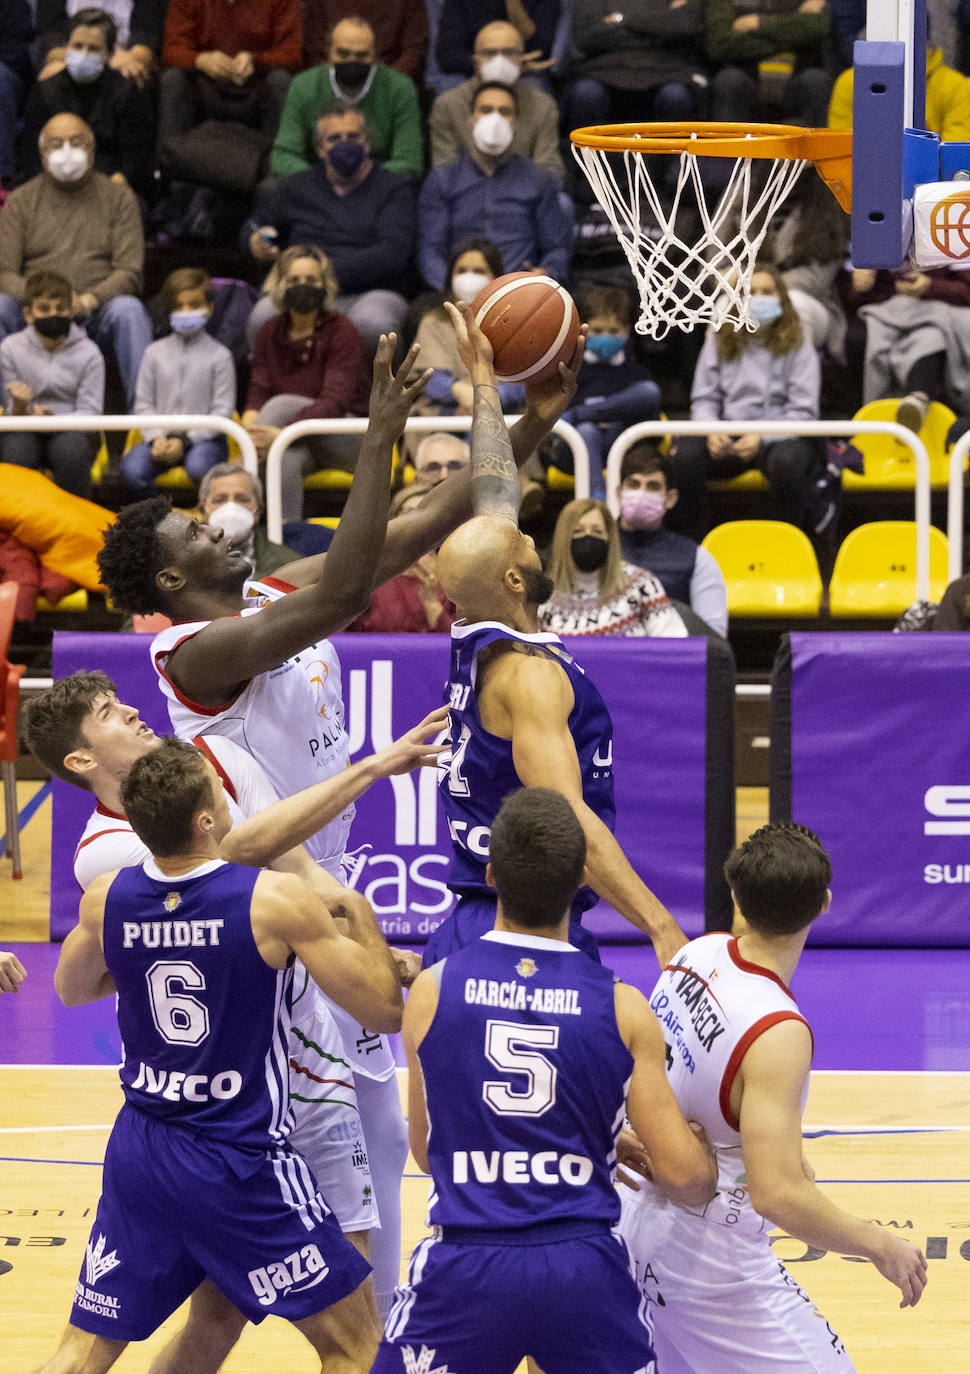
xmin=425 ymin=302 xmax=685 ymax=969
xmin=35 ymin=738 xmax=404 ymax=1374
xmin=373 ymin=787 xmax=715 ymax=1373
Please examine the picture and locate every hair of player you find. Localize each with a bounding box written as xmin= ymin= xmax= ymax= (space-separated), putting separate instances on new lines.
xmin=198 ymin=462 xmax=264 ymax=513
xmin=619 ymin=441 xmax=672 ymax=487
xmin=578 ymin=283 xmax=632 ymax=328
xmin=121 ymin=737 xmax=215 ymax=857
xmin=69 ymin=7 xmax=118 ymax=53
xmin=22 ymin=670 xmax=118 ymax=791
xmin=724 ymin=822 xmax=832 ymax=937
xmin=161 ymin=267 xmax=214 ymax=314
xmin=489 ymin=787 xmax=587 ymax=928
xmin=446 ymin=237 xmax=505 ymax=285
xmin=472 ymin=81 xmax=519 ymax=114
xmin=546 ymin=498 xmax=625 ymax=599
xmin=96 ymin=496 xmax=173 ymax=615
xmin=24 ymin=270 xmax=73 ymax=306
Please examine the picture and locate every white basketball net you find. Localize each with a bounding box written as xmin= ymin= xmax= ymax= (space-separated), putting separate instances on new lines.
xmin=572 ymin=140 xmax=808 ymax=340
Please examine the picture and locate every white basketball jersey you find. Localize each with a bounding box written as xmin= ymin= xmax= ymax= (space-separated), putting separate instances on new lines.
xmin=644 ymin=932 xmax=811 ymax=1237
xmin=150 ymin=576 xmax=354 ymax=875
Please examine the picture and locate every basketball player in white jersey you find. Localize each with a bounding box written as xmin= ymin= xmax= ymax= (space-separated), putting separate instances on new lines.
xmin=617 ymin=822 xmax=927 ymax=1372
xmin=95 ymin=330 xmax=581 ymax=1325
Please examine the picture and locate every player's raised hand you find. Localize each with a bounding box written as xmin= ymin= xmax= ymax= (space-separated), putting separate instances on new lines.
xmin=374 ymin=707 xmax=450 ymax=776
xmin=522 ymin=325 xmax=586 ymax=424
xmin=367 ymin=334 xmax=432 ymax=441
xmin=0 ymin=951 xmax=27 ymax=994
xmin=870 ymin=1231 xmax=928 ymax=1308
xmin=444 ymin=299 xmax=494 ymax=377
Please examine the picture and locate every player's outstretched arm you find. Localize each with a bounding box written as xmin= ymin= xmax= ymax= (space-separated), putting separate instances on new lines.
xmin=252 ymin=871 xmax=403 ymax=1033
xmin=219 ymin=707 xmax=449 ymax=868
xmin=445 ymin=299 xmax=520 ymax=521
xmin=55 ymin=873 xmax=118 ymax=1006
xmin=401 ymin=968 xmax=439 ymax=1174
xmin=617 ymin=983 xmax=717 ymax=1207
xmin=740 ymin=1019 xmax=927 ymax=1308
xmin=0 ymin=950 xmax=27 ymax=994
xmin=499 ymin=654 xmax=687 ymax=967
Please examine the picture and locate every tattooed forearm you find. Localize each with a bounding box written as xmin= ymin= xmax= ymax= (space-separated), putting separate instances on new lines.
xmin=471 ymin=382 xmax=520 ymax=520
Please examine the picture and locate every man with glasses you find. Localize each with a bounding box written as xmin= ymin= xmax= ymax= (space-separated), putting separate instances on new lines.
xmin=411 ymin=431 xmax=470 ymax=488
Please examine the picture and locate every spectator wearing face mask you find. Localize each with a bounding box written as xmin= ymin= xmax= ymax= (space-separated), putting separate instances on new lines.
xmin=36 ymin=0 xmax=164 ymax=85
xmin=246 ymin=105 xmax=415 ymax=356
xmin=18 ymin=7 xmax=156 ymax=198
xmin=411 ymin=238 xmax=525 ymax=415
xmin=418 ymin=82 xmax=571 ymax=290
xmin=539 ymin=498 xmax=687 ymax=638
xmin=616 ymin=444 xmax=727 ymax=637
xmin=271 ymin=15 xmax=422 ymax=180
xmin=120 ymin=268 xmax=236 ymax=495
xmin=0 ymin=114 xmax=152 ymax=405
xmin=0 ymin=269 xmax=104 ymax=499
xmin=429 ymin=19 xmax=564 ymax=184
xmin=197 ymin=462 xmax=300 ymax=580
xmin=434 ymin=0 xmax=561 ymax=89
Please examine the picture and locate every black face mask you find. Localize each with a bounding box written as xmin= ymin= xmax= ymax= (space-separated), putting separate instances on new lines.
xmin=571 ymin=534 xmax=609 ymax=572
xmin=282 ymin=283 xmax=327 ymax=315
xmin=333 ymin=60 xmax=371 ymax=89
xmin=522 ymin=565 xmax=555 ymax=606
xmin=33 ymin=313 xmax=71 ymax=340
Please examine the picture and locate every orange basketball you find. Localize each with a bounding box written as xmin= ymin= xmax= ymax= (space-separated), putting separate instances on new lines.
xmin=472 ymin=272 xmax=581 ymax=384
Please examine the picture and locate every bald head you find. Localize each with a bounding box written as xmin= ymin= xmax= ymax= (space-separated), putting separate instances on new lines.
xmin=41 ymin=113 xmax=94 ymax=150
xmin=438 ymin=516 xmax=549 ymax=624
xmin=474 ymin=21 xmax=525 ymax=82
xmin=40 ymin=114 xmax=95 ymax=184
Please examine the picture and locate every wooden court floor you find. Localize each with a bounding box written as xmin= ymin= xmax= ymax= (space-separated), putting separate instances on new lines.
xmin=3 ymin=785 xmax=969 ymax=1371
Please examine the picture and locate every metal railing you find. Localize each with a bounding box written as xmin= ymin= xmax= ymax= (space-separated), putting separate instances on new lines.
xmin=0 ymin=414 xmax=258 ymax=476
xmin=264 ymin=417 xmax=590 ymax=543
xmin=947 ymin=428 xmax=970 ymax=584
xmin=605 ymin=419 xmax=935 ymax=601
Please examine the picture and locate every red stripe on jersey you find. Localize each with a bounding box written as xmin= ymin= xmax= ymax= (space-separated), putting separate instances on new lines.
xmin=95 ymin=801 xmax=126 ymax=820
xmin=192 ymin=736 xmax=238 ymax=802
xmin=258 ymin=576 xmax=297 ymax=594
xmin=718 ymin=1011 xmax=811 ymax=1132
xmin=153 ymin=632 xmax=241 ymax=717
xmin=727 ymin=937 xmax=796 ymax=1000
xmin=74 ymin=827 xmax=132 ymax=857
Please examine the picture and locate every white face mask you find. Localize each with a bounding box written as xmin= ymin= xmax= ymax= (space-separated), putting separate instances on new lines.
xmin=479 ymin=55 xmax=520 ymax=86
xmin=207 ymin=500 xmax=256 ymax=546
xmin=45 ymin=144 xmax=90 ymax=183
xmin=472 ymin=112 xmax=513 ymax=157
xmin=451 ymin=270 xmax=491 ymax=304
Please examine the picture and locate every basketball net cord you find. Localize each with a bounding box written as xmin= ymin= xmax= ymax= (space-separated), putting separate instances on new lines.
xmin=572 ymin=141 xmax=808 ymax=341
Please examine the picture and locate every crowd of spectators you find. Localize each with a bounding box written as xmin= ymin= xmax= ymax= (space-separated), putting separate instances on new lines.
xmin=2 ymin=1 xmax=970 ymax=636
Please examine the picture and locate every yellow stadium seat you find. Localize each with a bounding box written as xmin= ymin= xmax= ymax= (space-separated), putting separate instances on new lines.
xmin=308 ymin=516 xmax=340 ymax=529
xmin=36 ymin=589 xmax=89 ymax=613
xmin=546 ymin=465 xmax=574 ymax=492
xmin=701 ymin=520 xmax=823 ymax=617
xmin=707 ymin=468 xmax=770 ymax=492
xmin=828 ymin=521 xmax=950 ymax=616
xmin=843 ymin=399 xmax=960 ymax=490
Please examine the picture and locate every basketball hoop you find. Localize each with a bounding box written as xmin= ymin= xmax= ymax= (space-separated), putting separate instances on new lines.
xmin=569 ymin=123 xmax=853 ymax=340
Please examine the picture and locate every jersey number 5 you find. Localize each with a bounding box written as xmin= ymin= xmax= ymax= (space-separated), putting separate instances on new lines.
xmin=482 ymin=1019 xmax=559 ymax=1117
xmin=147 ymin=960 xmax=210 ymax=1046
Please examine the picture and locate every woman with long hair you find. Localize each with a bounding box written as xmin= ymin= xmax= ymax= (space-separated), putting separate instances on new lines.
xmin=670 ymin=261 xmax=823 ymax=539
xmin=539 ymin=498 xmax=687 ymax=637
xmin=241 ymin=244 xmax=370 ymax=521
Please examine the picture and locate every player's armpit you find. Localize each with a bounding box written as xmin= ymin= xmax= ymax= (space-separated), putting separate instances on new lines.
xmin=54 ymin=874 xmax=117 ymax=1006
xmin=617 ymin=984 xmax=717 ymax=1207
xmin=402 ymin=970 xmax=439 ymax=1173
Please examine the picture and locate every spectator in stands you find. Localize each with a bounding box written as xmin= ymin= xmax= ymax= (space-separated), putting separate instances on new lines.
xmin=418 ymin=83 xmax=571 ymax=290
xmin=347 ymin=486 xmax=456 ymax=633
xmin=827 ymin=0 xmax=864 ymax=68
xmin=197 ymin=463 xmax=300 ymax=580
xmin=0 ymin=2 xmax=33 ymax=186
xmin=37 ymin=0 xmax=165 ymax=84
xmin=121 ymin=268 xmax=236 ymax=495
xmin=616 ymin=443 xmax=728 ymax=637
xmin=852 ymin=263 xmax=970 ymax=432
xmin=158 ymin=0 xmax=300 ymax=153
xmin=411 ymin=432 xmax=470 ymax=488
xmin=271 ymin=16 xmax=422 ymax=180
xmin=768 ymin=166 xmax=852 ymax=358
xmin=829 ymin=31 xmax=970 ymax=143
xmin=563 ymin=284 xmax=660 ymax=500
xmin=0 ymin=114 xmax=152 ymax=404
xmin=563 ymin=0 xmax=708 ymax=134
xmin=19 ymin=8 xmax=156 ymax=199
xmin=247 ymin=105 xmax=414 ymax=355
xmin=412 ymin=238 xmax=525 ymax=416
xmin=0 ymin=269 xmax=104 ymax=500
xmin=539 ymin=498 xmax=688 ymax=638
xmin=671 ymin=263 xmax=823 ymax=538
xmin=435 ymin=0 xmax=560 ymax=89
xmin=705 ymin=0 xmax=832 ymax=129
xmin=301 ymin=0 xmax=429 ymax=81
xmin=242 ymin=244 xmax=370 ymax=522
xmin=430 ymin=19 xmax=564 ymax=184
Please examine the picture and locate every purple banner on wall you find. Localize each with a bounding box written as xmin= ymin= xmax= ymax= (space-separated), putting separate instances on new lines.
xmin=785 ymin=633 xmax=970 ymax=946
xmin=51 ymin=633 xmax=712 ymax=944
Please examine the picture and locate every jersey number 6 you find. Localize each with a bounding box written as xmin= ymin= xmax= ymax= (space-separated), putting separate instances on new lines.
xmin=146 ymin=960 xmax=211 ymax=1047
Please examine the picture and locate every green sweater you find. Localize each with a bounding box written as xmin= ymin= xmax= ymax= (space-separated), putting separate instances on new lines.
xmin=271 ymin=64 xmax=424 ymax=179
